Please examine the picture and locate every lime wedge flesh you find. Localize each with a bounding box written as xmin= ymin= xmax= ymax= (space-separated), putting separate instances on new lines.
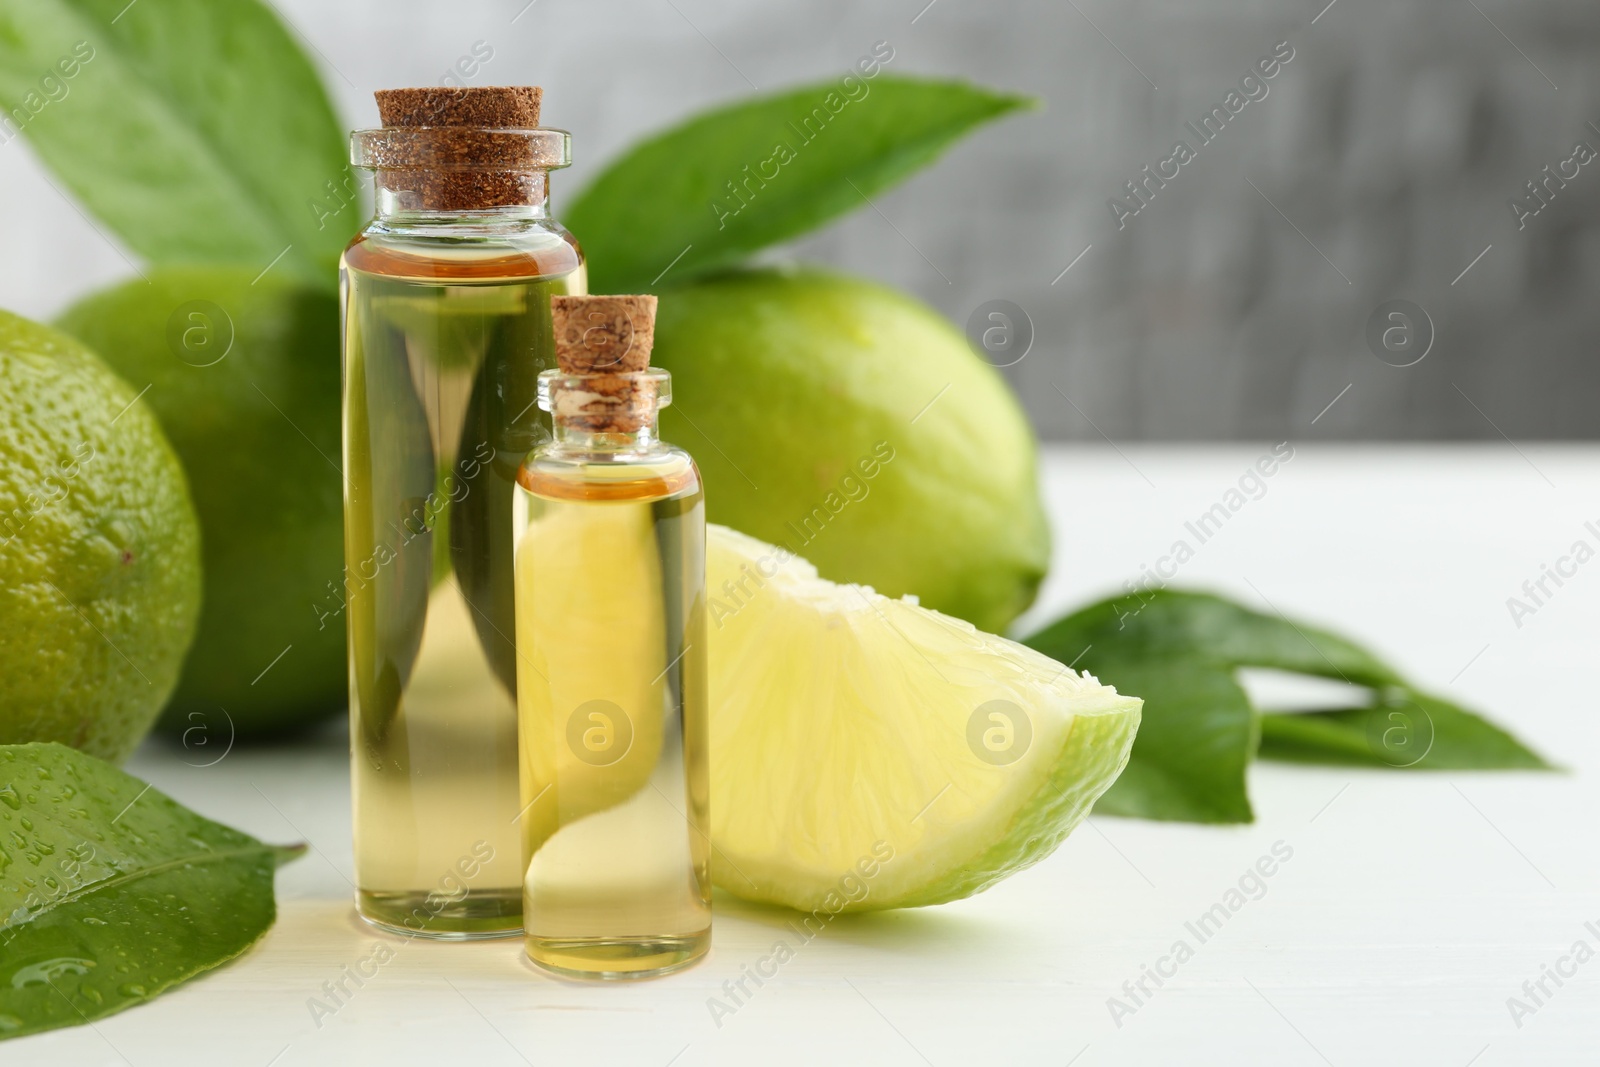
xmin=706 ymin=525 xmax=1142 ymax=912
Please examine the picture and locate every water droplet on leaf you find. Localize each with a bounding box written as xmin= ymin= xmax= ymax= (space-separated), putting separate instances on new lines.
xmin=11 ymin=957 xmax=94 ymax=989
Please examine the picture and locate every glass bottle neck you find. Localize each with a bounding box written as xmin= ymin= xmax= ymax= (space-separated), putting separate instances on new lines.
xmin=372 ymin=173 xmax=552 ymax=228
xmin=550 ymin=414 xmax=663 ymax=454
xmin=351 ymin=127 xmax=570 ymax=226
xmin=538 ymin=369 xmax=673 ymax=457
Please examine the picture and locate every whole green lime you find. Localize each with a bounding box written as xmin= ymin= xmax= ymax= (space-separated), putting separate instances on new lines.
xmin=59 ymin=268 xmax=344 ymax=737
xmin=0 ymin=311 xmax=201 ymax=761
xmin=654 ymin=268 xmax=1048 ymax=633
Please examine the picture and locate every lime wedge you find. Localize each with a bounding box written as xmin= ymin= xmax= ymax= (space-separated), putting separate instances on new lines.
xmin=707 ymin=525 xmax=1142 ymax=912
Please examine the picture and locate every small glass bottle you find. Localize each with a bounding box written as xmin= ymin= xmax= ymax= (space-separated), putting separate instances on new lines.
xmin=512 ymin=295 xmax=711 ymax=979
xmin=342 ymin=86 xmax=584 ymax=938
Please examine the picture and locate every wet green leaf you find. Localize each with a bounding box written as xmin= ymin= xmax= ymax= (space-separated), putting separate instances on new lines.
xmin=0 ymin=743 xmax=301 ymax=1041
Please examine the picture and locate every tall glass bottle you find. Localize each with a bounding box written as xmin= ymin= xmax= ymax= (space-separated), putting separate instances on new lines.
xmin=341 ymin=86 xmax=585 ymax=938
xmin=513 ymin=295 xmax=711 ymax=979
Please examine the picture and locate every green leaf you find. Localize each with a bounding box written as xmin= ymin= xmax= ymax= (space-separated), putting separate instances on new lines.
xmin=0 ymin=0 xmax=355 ymax=287
xmin=1025 ymin=590 xmax=1551 ymax=823
xmin=1085 ymin=660 xmax=1257 ymax=823
xmin=567 ymin=74 xmax=1034 ymax=293
xmin=0 ymin=743 xmax=301 ymax=1041
xmin=1259 ymin=691 xmax=1555 ymax=770
xmin=1056 ymin=589 xmax=1404 ymax=688
xmin=1026 ymin=593 xmax=1260 ymax=823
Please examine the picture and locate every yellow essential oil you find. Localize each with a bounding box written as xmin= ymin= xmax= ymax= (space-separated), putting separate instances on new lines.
xmin=341 ymin=86 xmax=584 ymax=938
xmin=513 ymin=295 xmax=711 ymax=979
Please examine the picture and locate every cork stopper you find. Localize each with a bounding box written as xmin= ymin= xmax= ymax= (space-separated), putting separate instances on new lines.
xmin=552 ymin=295 xmax=656 ymax=373
xmin=363 ymin=85 xmax=555 ymax=211
xmin=375 ymin=86 xmax=542 ymax=129
xmin=548 ymin=296 xmax=661 ymax=434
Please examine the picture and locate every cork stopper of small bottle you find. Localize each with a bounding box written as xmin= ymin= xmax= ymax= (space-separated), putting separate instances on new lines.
xmin=375 ymin=86 xmax=543 ymax=129
xmin=369 ymin=86 xmax=549 ymax=211
xmin=550 ymin=295 xmax=660 ymax=434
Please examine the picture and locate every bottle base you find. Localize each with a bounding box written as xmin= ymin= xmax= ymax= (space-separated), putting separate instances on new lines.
xmin=525 ymin=930 xmax=711 ymax=980
xmin=356 ymin=888 xmax=523 ymax=940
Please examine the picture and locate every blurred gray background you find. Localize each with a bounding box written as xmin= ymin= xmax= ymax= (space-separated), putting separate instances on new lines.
xmin=3 ymin=0 xmax=1595 ymax=439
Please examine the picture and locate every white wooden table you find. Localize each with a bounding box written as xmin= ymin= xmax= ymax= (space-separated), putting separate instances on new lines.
xmin=23 ymin=445 xmax=1599 ymax=1066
